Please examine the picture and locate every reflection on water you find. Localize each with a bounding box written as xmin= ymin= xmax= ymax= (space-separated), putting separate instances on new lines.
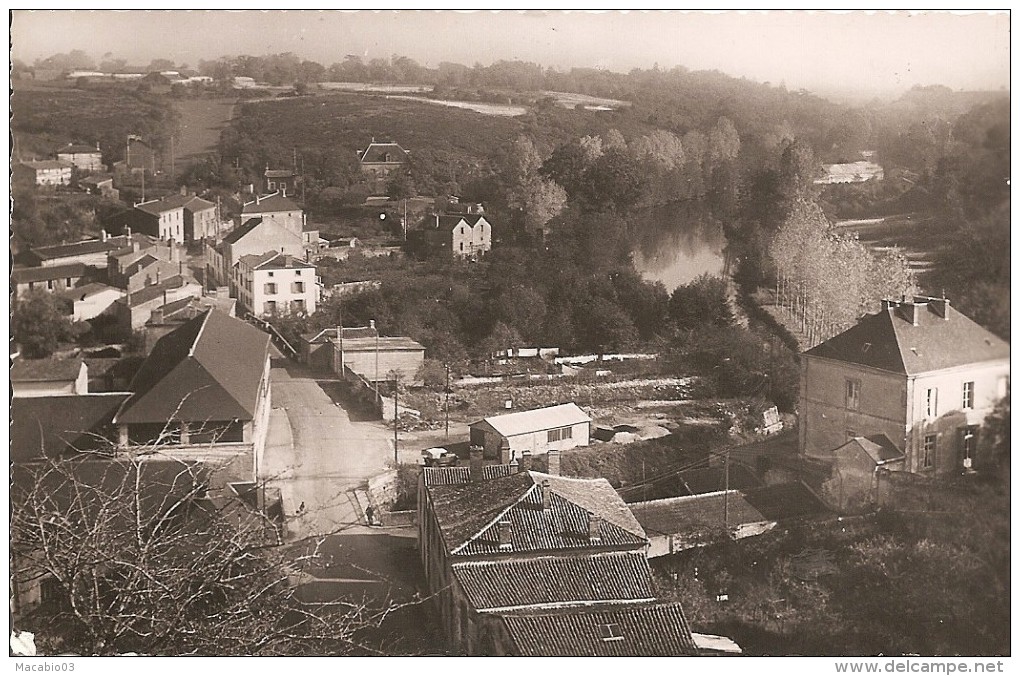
xmin=630 ymin=202 xmax=728 ymax=292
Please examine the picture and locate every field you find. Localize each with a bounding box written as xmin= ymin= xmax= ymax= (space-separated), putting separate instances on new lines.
xmin=172 ymin=98 xmax=237 ymax=173
xmin=383 ymin=94 xmax=528 ymax=117
xmin=832 ymin=213 xmax=940 ymax=280
xmin=231 ymin=91 xmax=661 ymax=165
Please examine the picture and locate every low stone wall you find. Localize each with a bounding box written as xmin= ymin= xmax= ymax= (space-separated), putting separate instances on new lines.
xmin=379 ymin=510 xmax=416 ymax=527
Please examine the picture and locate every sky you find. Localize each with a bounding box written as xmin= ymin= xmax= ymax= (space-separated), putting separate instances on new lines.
xmin=9 ymin=10 xmax=1011 ymax=97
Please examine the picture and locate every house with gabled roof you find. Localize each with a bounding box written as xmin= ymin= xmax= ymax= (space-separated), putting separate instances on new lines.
xmin=821 ymin=434 xmax=906 ymax=512
xmin=239 ymin=192 xmax=305 ymax=237
xmin=409 ymin=213 xmax=492 ymax=260
xmin=56 ymin=142 xmax=103 ymax=172
xmin=235 ymin=251 xmax=317 ymax=318
xmin=14 ymin=160 xmax=73 ymax=187
xmin=112 ymin=310 xmax=272 ymax=473
xmin=210 ymin=217 xmax=304 ymax=289
xmin=469 ymin=403 xmax=591 ymax=463
xmin=800 ymin=296 xmax=1010 ymax=475
xmin=417 ymin=453 xmax=706 ymax=656
xmin=24 ymin=232 xmax=157 ymax=269
xmin=11 ymin=358 xmax=89 ymax=398
xmin=357 ymin=140 xmax=409 ymax=192
xmin=11 ymin=263 xmax=88 ymax=299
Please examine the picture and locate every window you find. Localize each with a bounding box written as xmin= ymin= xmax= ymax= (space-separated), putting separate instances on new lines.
xmin=295 ymin=269 xmax=302 ymax=276
xmin=922 ymin=434 xmax=936 ymax=469
xmin=47 ymin=280 xmax=54 ymax=290
xmin=547 ymin=426 xmax=573 ymax=443
xmin=845 ymin=378 xmax=861 ymax=410
xmin=264 ymin=283 xmax=277 ymax=295
xmin=459 ymin=241 xmax=464 ymax=252
xmin=268 ymin=181 xmax=276 ymax=190
xmin=292 ymin=281 xmax=305 ymax=293
xmin=290 ymin=299 xmax=306 ymax=314
xmin=925 ymin=388 xmax=938 ymax=419
xmin=268 ymin=271 xmax=274 ymax=277
xmin=65 ymin=277 xmax=72 ymax=286
xmin=599 ymin=624 xmax=624 ymax=642
xmin=263 ymin=300 xmax=277 ymax=314
xmin=962 ymin=381 xmax=975 ymax=409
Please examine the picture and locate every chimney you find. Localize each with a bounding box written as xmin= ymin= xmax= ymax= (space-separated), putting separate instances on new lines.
xmin=541 ymin=479 xmax=552 ymax=510
xmin=156 ymin=268 xmax=161 ymax=284
xmin=101 ymin=229 xmax=108 ymax=242
xmin=132 ymin=240 xmax=140 ymax=253
xmin=519 ymin=450 xmax=533 ymax=473
xmin=509 ymin=456 xmax=520 ymax=473
xmin=929 ymin=297 xmax=950 ymax=320
xmin=547 ymin=449 xmax=561 ymax=477
xmin=180 ymin=184 xmax=187 ymax=196
xmin=255 ymin=194 xmax=261 ymax=205
xmin=588 ymin=515 xmax=602 ymax=543
xmin=369 ymin=319 xmax=376 ymax=331
xmin=899 ymin=302 xmax=920 ymax=326
xmin=497 ymin=520 xmax=512 ymax=550
xmin=469 ymin=445 xmax=484 ymax=481
xmin=125 ymin=225 xmax=132 ymax=237
xmin=162 ymin=290 xmax=168 ymax=306
xmin=151 ymin=307 xmax=164 ymax=324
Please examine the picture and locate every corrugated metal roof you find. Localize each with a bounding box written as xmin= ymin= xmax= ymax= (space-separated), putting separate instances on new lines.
xmin=473 ymin=403 xmax=591 ymax=438
xmin=499 ymin=602 xmax=698 ymax=656
xmin=452 ymin=551 xmax=655 ymax=611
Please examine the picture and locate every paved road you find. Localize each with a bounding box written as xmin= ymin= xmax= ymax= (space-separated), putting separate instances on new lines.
xmin=264 ymin=359 xmax=394 ymax=539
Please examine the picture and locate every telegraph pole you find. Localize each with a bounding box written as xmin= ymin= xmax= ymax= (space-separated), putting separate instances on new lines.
xmin=723 ymin=450 xmax=730 ymax=530
xmin=444 ymin=363 xmax=451 ymax=440
xmin=393 ymin=381 xmax=399 ymax=464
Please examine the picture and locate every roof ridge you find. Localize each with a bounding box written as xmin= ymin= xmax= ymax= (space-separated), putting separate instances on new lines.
xmin=631 ymin=489 xmax=739 ymax=506
xmin=188 ymin=310 xmax=213 ymax=358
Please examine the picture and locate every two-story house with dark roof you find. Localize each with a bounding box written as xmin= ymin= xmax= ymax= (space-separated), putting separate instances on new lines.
xmin=239 ymin=192 xmax=305 ymax=237
xmin=357 ymin=140 xmax=409 ymax=193
xmin=800 ymin=296 xmax=1010 ymax=475
xmin=56 ymin=143 xmax=103 ymax=172
xmin=417 ymin=452 xmax=704 ymax=656
xmin=409 ymin=213 xmax=492 ymax=260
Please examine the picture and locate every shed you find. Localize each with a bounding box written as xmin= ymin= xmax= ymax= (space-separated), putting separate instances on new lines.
xmin=469 ymin=403 xmax=591 ymax=462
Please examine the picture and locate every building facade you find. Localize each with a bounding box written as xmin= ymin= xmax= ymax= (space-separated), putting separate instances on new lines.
xmin=11 ymin=263 xmax=87 ymax=299
xmin=357 ymin=141 xmax=409 ymax=192
xmin=239 ymin=193 xmax=305 ymax=237
xmin=132 ymin=197 xmax=188 ymax=242
xmin=56 ymin=143 xmax=103 ymax=172
xmin=800 ymin=297 xmax=1010 ymax=475
xmin=211 ymin=217 xmax=305 ymax=288
xmin=235 ymin=252 xmax=317 ymax=317
xmin=15 ymin=160 xmax=74 ymax=187
xmin=331 ymin=328 xmax=425 ymax=385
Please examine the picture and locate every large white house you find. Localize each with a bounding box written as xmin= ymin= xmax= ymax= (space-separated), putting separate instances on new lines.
xmin=235 ymin=251 xmax=317 ymax=318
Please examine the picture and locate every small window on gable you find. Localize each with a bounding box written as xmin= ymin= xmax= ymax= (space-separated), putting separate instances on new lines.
xmin=599 ymin=623 xmax=624 ymax=642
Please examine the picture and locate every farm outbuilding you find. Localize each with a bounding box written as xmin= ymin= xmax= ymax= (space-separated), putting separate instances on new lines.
xmin=469 ymin=403 xmax=591 ymax=462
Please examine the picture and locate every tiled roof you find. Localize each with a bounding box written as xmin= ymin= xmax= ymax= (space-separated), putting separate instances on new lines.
xmin=182 ymin=196 xmax=215 ymax=213
xmin=629 ymin=490 xmax=769 ymax=537
xmin=435 ymin=214 xmax=487 ymax=231
xmin=499 ymin=602 xmax=698 ymax=656
xmin=241 ymin=251 xmax=314 ymax=270
xmin=264 ymin=168 xmax=295 ymax=178
xmin=22 ymin=160 xmax=73 ymax=171
xmin=452 ymin=551 xmax=656 ymax=611
xmin=222 ymin=217 xmax=264 ymax=244
xmin=241 ymin=193 xmax=301 ymax=214
xmin=134 ymin=195 xmax=191 ymax=215
xmin=238 ymin=251 xmax=280 ymax=268
xmin=11 ymin=263 xmax=87 ymax=283
xmin=427 ymin=471 xmax=646 ymax=557
xmin=30 ymin=234 xmax=153 ymax=261
xmin=115 ymin=310 xmax=271 ymax=425
xmin=123 ymin=253 xmax=159 ymax=275
xmin=335 ymin=336 xmax=425 ymax=352
xmin=359 ymin=142 xmax=409 ymax=164
xmin=120 ymin=276 xmax=196 ymax=307
xmin=57 ymin=144 xmax=101 ymax=155
xmin=422 ymin=463 xmax=517 ymax=487
xmin=473 ymin=403 xmax=591 ymax=439
xmin=742 ymin=482 xmax=829 ymax=522
xmin=11 ymin=357 xmax=85 ymax=383
xmin=804 ymin=299 xmax=1010 ymax=375
xmin=836 ymin=434 xmax=905 ymax=465
xmin=11 ymin=393 xmax=129 ymax=462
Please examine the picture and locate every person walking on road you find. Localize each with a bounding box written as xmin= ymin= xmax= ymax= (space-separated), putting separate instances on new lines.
xmin=365 ymin=505 xmax=375 ymax=526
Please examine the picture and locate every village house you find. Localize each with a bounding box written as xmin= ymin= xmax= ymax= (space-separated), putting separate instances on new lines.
xmin=182 ymin=195 xmax=219 ymax=241
xmin=235 ymin=251 xmax=318 ymax=317
xmin=144 ymin=294 xmax=237 ymax=351
xmin=11 ymin=358 xmax=90 ymax=398
xmin=239 ymin=192 xmax=305 ymax=237
xmin=55 ymin=283 xmax=126 ymax=321
xmin=409 ymin=213 xmax=493 ymax=260
xmin=130 ymin=196 xmax=189 ymax=242
xmin=110 ymin=243 xmax=186 ymax=292
xmin=56 ymin=143 xmax=103 ymax=172
xmin=79 ymin=173 xmax=119 ymax=199
xmin=799 ymin=296 xmax=1010 ymax=475
xmin=209 ymin=217 xmax=305 ymax=289
xmin=14 ymin=160 xmax=74 ymax=187
xmin=820 ymin=433 xmax=906 ymax=512
xmin=357 ymin=140 xmax=409 ymax=192
xmin=628 ymin=490 xmax=776 ymax=557
xmin=330 ymin=323 xmax=425 ymax=386
xmin=264 ymin=166 xmax=300 ymax=195
xmin=11 ymin=263 xmax=88 ymax=298
xmin=417 ymin=454 xmax=704 ymax=656
xmin=469 ymin=403 xmax=592 ymax=463
xmin=112 ymin=274 xmax=203 ymax=332
xmin=24 ymin=232 xmax=156 ymax=269
xmin=112 ymin=310 xmax=272 ymax=467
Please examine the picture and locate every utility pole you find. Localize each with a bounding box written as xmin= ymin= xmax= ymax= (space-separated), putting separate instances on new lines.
xmin=393 ymin=378 xmax=399 ymax=465
xmin=374 ymin=321 xmax=380 ymax=403
xmin=444 ymin=363 xmax=451 ymax=440
xmin=723 ymin=450 xmax=730 ymax=530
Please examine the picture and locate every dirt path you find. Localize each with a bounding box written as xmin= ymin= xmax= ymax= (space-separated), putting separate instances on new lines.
xmin=172 ymin=98 xmax=237 ymax=175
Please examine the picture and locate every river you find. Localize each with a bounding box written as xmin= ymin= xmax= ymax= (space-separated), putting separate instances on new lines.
xmin=630 ymin=202 xmax=728 ymax=292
